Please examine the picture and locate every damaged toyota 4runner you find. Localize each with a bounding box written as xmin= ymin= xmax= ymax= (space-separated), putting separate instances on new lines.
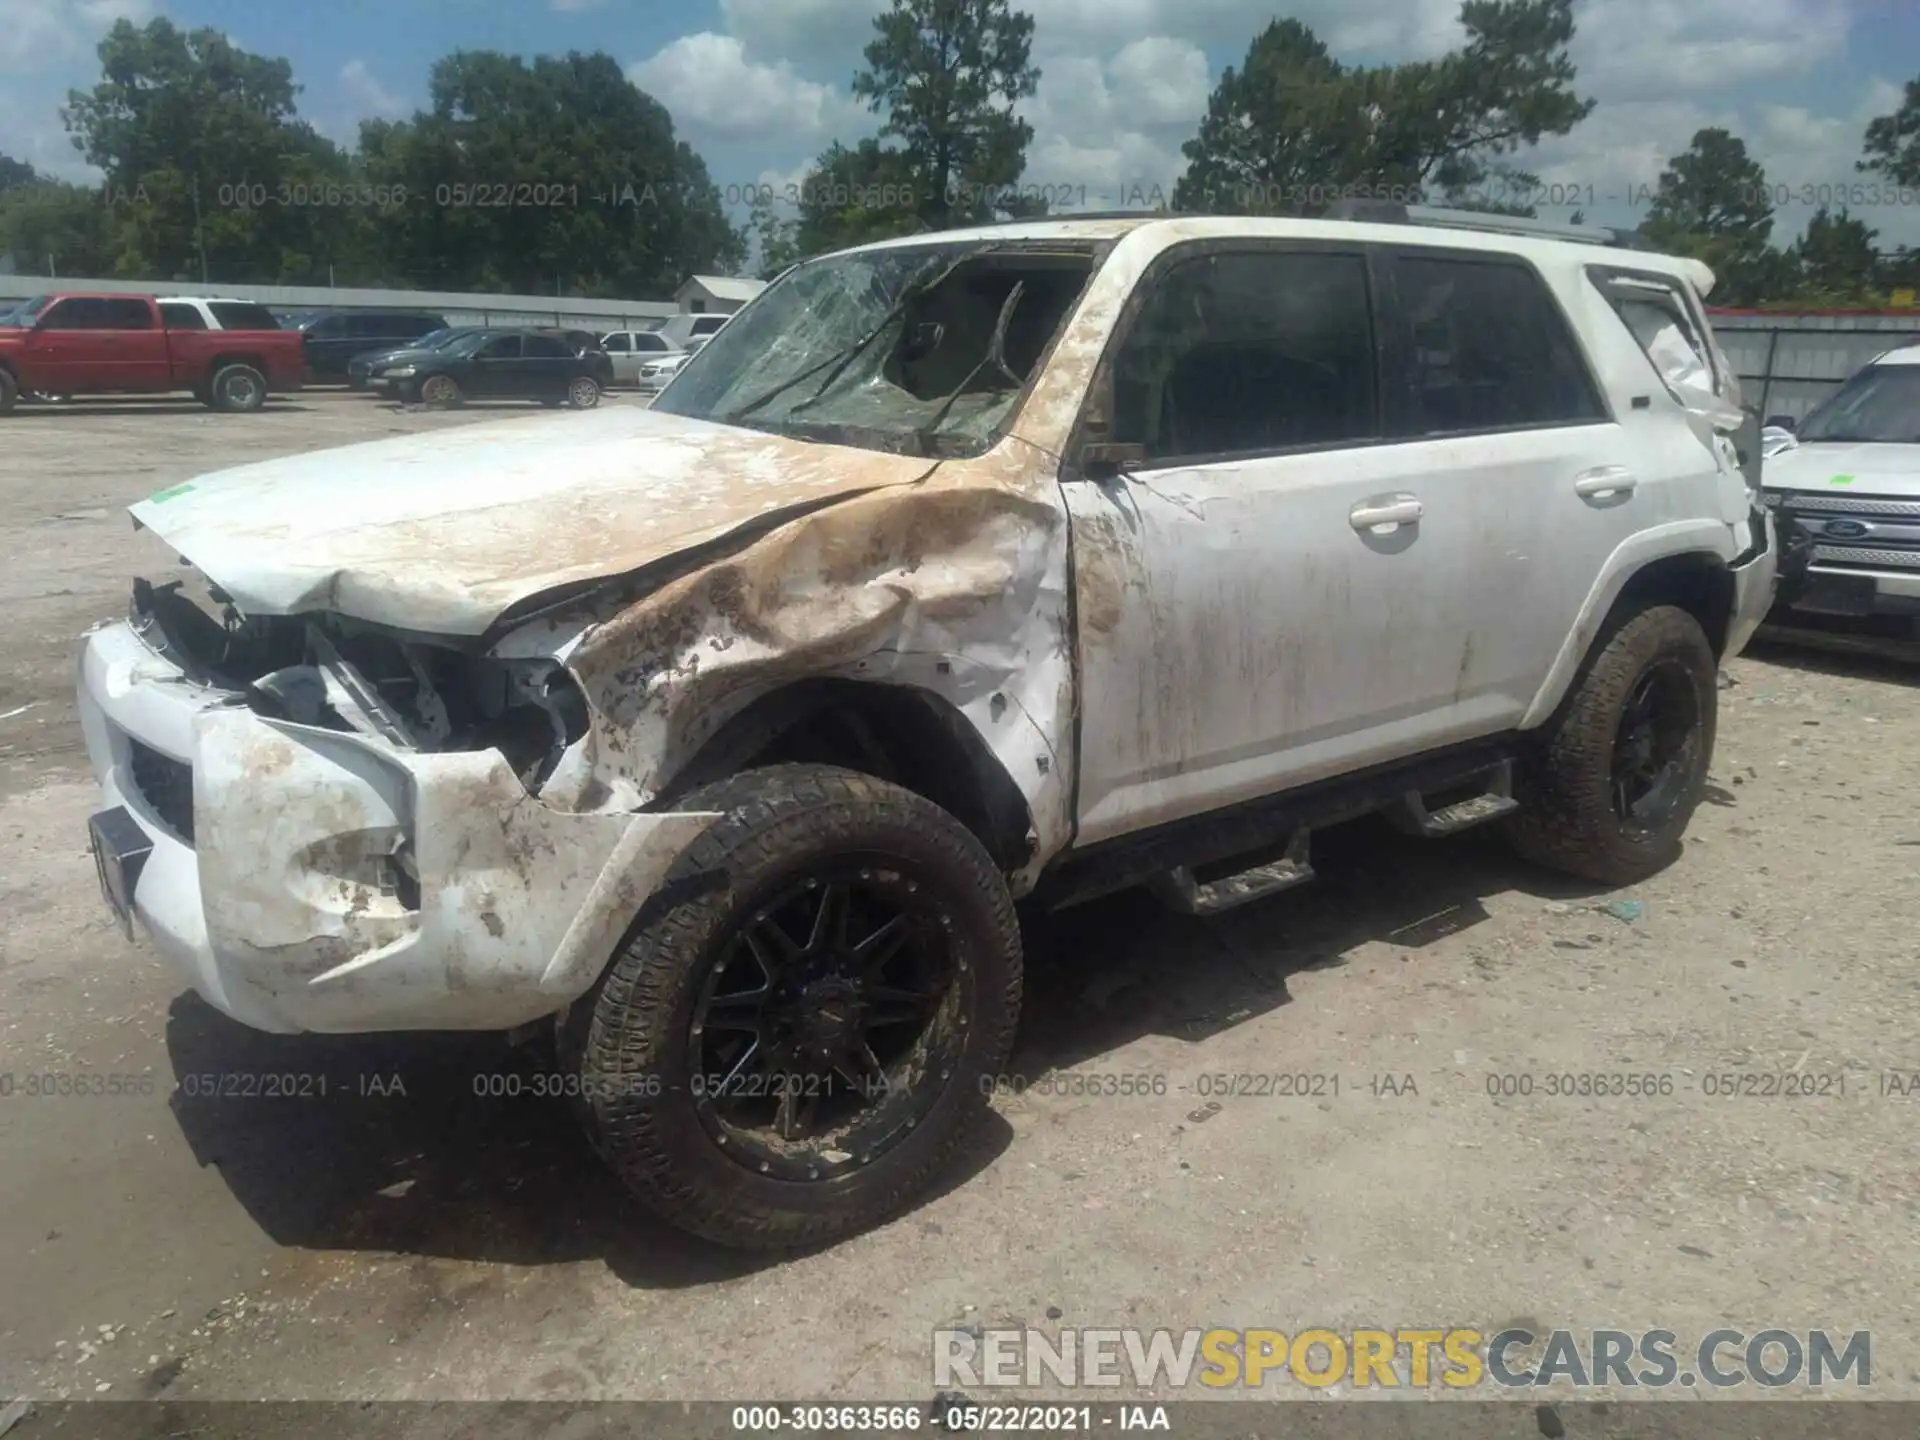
xmin=80 ymin=208 xmax=1779 ymax=1249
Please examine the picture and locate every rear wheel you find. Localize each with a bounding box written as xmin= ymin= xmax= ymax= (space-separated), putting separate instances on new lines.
xmin=1507 ymin=605 xmax=1717 ymax=885
xmin=419 ymin=374 xmax=462 ymax=408
xmin=207 ymin=363 xmax=266 ymax=413
xmin=570 ymin=763 xmax=1021 ymax=1250
xmin=567 ymin=375 xmax=602 ymax=410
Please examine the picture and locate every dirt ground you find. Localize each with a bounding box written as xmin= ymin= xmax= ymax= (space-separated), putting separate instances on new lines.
xmin=2 ymin=392 xmax=1918 ymax=1414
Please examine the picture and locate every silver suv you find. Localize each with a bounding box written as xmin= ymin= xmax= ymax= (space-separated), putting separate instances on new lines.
xmin=78 ymin=206 xmax=1778 ymax=1249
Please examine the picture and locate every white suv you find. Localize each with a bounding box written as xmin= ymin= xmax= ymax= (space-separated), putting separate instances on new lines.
xmin=1761 ymin=342 xmax=1920 ymax=632
xmin=77 ymin=207 xmax=1777 ymax=1250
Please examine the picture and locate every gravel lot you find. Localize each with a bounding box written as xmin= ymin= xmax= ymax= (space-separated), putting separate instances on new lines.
xmin=2 ymin=392 xmax=1917 ymax=1411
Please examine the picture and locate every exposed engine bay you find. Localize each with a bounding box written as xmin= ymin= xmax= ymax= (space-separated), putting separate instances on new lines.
xmin=131 ymin=574 xmax=588 ymax=796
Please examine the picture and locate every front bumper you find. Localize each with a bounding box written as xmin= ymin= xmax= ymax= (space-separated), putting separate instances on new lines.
xmin=76 ymin=619 xmax=717 ymax=1035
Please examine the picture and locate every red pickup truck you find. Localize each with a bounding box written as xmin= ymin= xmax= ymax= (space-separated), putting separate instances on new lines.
xmin=0 ymin=292 xmax=307 ymax=414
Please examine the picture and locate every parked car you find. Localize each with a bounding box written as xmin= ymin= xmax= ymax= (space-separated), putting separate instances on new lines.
xmin=1759 ymin=342 xmax=1920 ymax=633
xmin=288 ymin=308 xmax=447 ymax=383
xmin=0 ymin=291 xmax=306 ymax=412
xmin=601 ymin=329 xmax=681 ymax=385
xmin=76 ymin=207 xmax=1778 ymax=1252
xmin=636 ymin=335 xmax=707 ymax=394
xmin=347 ymin=327 xmax=483 ymax=390
xmin=383 ymin=327 xmax=604 ymax=408
xmin=652 ymin=312 xmax=731 ymax=350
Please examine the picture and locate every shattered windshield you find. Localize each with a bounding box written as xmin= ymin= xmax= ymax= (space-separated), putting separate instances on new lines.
xmin=652 ymin=240 xmax=1098 ymax=456
xmin=1797 ymin=364 xmax=1920 ymax=444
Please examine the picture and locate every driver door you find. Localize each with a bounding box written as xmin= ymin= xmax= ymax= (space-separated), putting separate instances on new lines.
xmin=1061 ymin=243 xmax=1485 ymax=847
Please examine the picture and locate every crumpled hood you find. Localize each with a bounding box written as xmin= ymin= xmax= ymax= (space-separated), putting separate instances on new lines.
xmin=1763 ymin=441 xmax=1920 ymax=498
xmin=129 ymin=405 xmax=936 ymax=636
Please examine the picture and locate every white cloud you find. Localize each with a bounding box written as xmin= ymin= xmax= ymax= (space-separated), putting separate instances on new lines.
xmin=1 ymin=0 xmax=153 ymax=72
xmin=338 ymin=59 xmax=405 ymax=122
xmin=629 ymin=33 xmax=863 ymax=144
xmin=1571 ymin=0 xmax=1853 ymax=103
xmin=1019 ymin=37 xmax=1209 ymax=204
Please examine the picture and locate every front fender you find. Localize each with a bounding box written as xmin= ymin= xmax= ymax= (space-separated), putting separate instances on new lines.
xmin=1519 ymin=519 xmax=1742 ymax=730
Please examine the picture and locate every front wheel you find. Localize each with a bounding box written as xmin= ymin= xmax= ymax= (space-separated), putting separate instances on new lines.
xmin=570 ymin=764 xmax=1022 ymax=1250
xmin=567 ymin=375 xmax=602 ymax=410
xmin=419 ymin=374 xmax=463 ymax=408
xmin=207 ymin=363 xmax=267 ymax=412
xmin=1506 ymin=605 xmax=1717 ymax=886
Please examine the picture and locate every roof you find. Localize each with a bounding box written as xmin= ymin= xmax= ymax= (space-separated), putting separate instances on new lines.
xmin=836 ymin=212 xmax=1715 ymax=290
xmin=677 ymin=275 xmax=767 ymax=302
xmin=1872 ymin=343 xmax=1920 ymax=366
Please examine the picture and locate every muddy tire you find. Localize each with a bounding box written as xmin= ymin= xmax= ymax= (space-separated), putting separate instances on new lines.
xmin=570 ymin=763 xmax=1021 ymax=1250
xmin=0 ymin=369 xmax=15 ymax=415
xmin=1507 ymin=605 xmax=1717 ymax=886
xmin=208 ymin=363 xmax=267 ymax=412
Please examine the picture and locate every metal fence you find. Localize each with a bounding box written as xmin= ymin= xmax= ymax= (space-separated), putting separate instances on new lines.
xmin=1708 ymin=311 xmax=1920 ymax=425
xmin=0 ymin=275 xmax=679 ymax=332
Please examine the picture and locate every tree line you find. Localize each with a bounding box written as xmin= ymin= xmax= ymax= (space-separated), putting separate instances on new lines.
xmin=4 ymin=3 xmax=1920 ymax=305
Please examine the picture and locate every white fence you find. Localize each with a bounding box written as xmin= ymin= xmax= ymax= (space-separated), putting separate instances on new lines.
xmin=0 ymin=275 xmax=679 ymax=332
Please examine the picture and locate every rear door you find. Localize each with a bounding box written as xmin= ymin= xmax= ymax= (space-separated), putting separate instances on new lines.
xmin=522 ymin=332 xmax=574 ymax=399
xmin=1376 ymin=248 xmax=1645 ymax=721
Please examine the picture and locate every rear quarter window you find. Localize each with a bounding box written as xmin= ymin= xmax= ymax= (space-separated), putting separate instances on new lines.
xmin=208 ymin=302 xmax=279 ymax=330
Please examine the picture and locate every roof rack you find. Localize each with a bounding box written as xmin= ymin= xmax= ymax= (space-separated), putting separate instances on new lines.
xmin=1321 ymin=199 xmax=1657 ymax=251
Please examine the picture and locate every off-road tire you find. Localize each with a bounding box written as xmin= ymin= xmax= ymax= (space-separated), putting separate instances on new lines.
xmin=1507 ymin=605 xmax=1717 ymax=886
xmin=568 ymin=763 xmax=1022 ymax=1250
xmin=208 ymin=363 xmax=267 ymax=412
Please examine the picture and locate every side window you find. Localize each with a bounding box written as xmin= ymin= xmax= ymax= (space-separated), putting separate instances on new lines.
xmin=1111 ymin=249 xmax=1378 ymax=462
xmin=636 ymin=333 xmax=670 ymax=352
xmin=348 ymin=314 xmax=389 ymax=339
xmin=158 ymin=302 xmax=206 ymax=330
xmin=100 ymin=298 xmax=153 ymax=329
xmin=603 ymin=333 xmax=629 ymax=353
xmin=524 ymin=334 xmax=569 ymax=359
xmin=1595 ymin=273 xmax=1718 ymax=399
xmin=478 ymin=334 xmax=522 ymax=359
xmin=310 ymin=314 xmax=348 ymax=338
xmin=208 ymin=302 xmax=278 ymax=330
xmin=1391 ymin=254 xmax=1605 ymax=435
xmin=693 ymin=315 xmax=726 ymax=336
xmin=40 ymin=298 xmax=106 ymax=330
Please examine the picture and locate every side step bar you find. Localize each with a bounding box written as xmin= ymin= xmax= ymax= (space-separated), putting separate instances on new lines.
xmin=1149 ymin=828 xmax=1314 ymax=916
xmin=1387 ymin=760 xmax=1519 ymax=837
xmin=1145 ymin=763 xmax=1519 ymax=917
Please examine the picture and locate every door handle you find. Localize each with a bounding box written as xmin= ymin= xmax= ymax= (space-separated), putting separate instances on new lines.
xmin=1349 ymin=495 xmax=1424 ymax=532
xmin=1574 ymin=466 xmax=1637 ymax=499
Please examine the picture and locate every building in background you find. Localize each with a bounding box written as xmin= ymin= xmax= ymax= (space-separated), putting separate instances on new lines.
xmin=674 ymin=275 xmax=766 ymax=315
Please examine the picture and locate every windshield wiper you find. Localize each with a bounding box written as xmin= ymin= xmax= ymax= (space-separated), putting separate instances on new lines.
xmin=722 ymin=247 xmax=1001 ymax=426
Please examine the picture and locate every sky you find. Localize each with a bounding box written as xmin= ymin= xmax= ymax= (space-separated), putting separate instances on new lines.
xmin=4 ymin=0 xmax=1920 ymax=248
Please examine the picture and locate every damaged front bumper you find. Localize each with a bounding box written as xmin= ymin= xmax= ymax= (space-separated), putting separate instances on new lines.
xmin=76 ymin=618 xmax=717 ymax=1035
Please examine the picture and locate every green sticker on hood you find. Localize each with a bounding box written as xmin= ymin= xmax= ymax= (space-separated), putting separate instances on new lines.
xmin=1828 ymin=474 xmax=1856 ymax=486
xmin=147 ymin=482 xmax=195 ymax=503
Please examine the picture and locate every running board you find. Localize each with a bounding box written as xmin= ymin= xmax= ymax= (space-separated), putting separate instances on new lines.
xmin=1389 ymin=761 xmax=1518 ymax=837
xmin=1148 ymin=829 xmax=1315 ymax=916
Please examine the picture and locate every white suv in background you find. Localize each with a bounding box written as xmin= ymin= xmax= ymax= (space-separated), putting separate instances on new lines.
xmin=600 ymin=329 xmax=680 ymax=386
xmin=1761 ymin=342 xmax=1920 ymax=635
xmin=77 ymin=205 xmax=1778 ymax=1252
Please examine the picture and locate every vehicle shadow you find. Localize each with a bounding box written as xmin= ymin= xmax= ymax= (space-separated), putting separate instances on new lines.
xmin=162 ymin=816 xmax=1617 ymax=1286
xmin=6 ymin=401 xmax=315 ymax=417
xmin=1011 ymin=816 xmax=1618 ymax=1077
xmin=162 ymin=995 xmax=1014 ymax=1287
xmin=1745 ymin=630 xmax=1920 ymax=688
